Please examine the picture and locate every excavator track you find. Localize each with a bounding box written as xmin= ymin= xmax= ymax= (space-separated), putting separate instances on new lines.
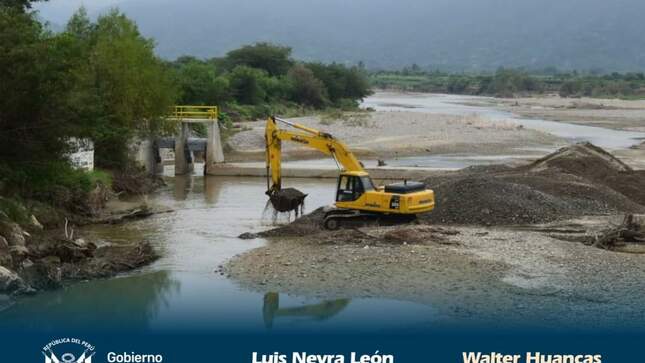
xmin=322 ymin=208 xmax=417 ymax=230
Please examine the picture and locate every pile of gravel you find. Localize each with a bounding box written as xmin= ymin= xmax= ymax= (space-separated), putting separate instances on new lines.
xmin=256 ymin=207 xmax=327 ymax=237
xmin=421 ymin=143 xmax=645 ymax=225
xmin=421 ymin=174 xmax=642 ymax=225
xmin=523 ymin=142 xmax=645 ymax=205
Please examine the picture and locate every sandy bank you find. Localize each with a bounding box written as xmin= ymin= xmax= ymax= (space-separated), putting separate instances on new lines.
xmin=472 ymin=95 xmax=645 ymax=132
xmin=227 ymin=111 xmax=563 ymax=162
xmin=224 ymin=218 xmax=645 ymax=329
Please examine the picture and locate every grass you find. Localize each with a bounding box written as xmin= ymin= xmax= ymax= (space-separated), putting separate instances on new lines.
xmin=0 ymin=197 xmax=30 ymax=224
xmin=87 ymin=169 xmax=113 ymax=188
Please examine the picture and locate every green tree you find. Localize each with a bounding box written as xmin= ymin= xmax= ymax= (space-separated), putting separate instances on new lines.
xmin=0 ymin=0 xmax=44 ymax=11
xmin=225 ymin=42 xmax=293 ymax=76
xmin=227 ymin=65 xmax=268 ymax=105
xmin=0 ymin=8 xmax=74 ymax=170
xmin=0 ymin=7 xmax=100 ymax=204
xmin=65 ymin=6 xmax=94 ymax=41
xmin=307 ymin=62 xmax=371 ymax=104
xmin=447 ymin=76 xmax=470 ymax=93
xmin=66 ymin=9 xmax=177 ymax=168
xmin=559 ymin=80 xmax=582 ymax=97
xmin=173 ymin=57 xmax=231 ymax=105
xmin=287 ymin=64 xmax=328 ymax=107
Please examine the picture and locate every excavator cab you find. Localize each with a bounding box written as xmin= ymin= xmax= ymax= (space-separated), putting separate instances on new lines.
xmin=336 ymin=172 xmax=375 ymax=202
xmin=265 ymin=116 xmax=435 ymax=230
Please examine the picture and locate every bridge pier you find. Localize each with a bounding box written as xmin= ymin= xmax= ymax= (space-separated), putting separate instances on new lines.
xmin=205 ymin=120 xmax=225 ymax=175
xmin=149 ymin=106 xmax=225 ymax=175
xmin=175 ymin=123 xmax=194 ymax=175
xmin=134 ymin=138 xmax=162 ymax=175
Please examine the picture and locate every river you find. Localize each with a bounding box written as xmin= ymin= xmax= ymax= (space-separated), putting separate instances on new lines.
xmin=362 ymin=92 xmax=645 ymax=150
xmin=2 ymin=92 xmax=643 ymax=333
xmin=279 ymin=93 xmax=645 ymax=170
xmin=0 ymin=174 xmax=436 ymax=333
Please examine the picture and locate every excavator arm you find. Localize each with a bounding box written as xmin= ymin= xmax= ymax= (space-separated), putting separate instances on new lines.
xmin=264 ymin=115 xmax=435 ymax=227
xmin=265 ymin=116 xmax=364 ymax=195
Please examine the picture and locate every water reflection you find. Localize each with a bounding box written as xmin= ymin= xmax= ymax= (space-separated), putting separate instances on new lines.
xmin=173 ymin=174 xmax=194 ymax=201
xmin=204 ymin=176 xmax=225 ymax=204
xmin=0 ymin=271 xmax=180 ymax=332
xmin=262 ymin=292 xmax=350 ymax=329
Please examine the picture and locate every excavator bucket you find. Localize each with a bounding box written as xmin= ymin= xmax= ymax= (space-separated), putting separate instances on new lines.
xmin=269 ymin=188 xmax=307 ymax=214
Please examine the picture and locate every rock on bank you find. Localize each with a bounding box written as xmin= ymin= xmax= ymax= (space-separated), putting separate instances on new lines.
xmin=0 ymin=215 xmax=157 ymax=296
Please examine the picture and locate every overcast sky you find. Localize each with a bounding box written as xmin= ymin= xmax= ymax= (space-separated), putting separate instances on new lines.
xmin=32 ymin=0 xmax=645 ymax=71
xmin=35 ymin=0 xmax=123 ymax=24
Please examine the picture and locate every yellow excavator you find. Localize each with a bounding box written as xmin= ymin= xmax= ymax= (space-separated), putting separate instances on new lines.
xmin=265 ymin=116 xmax=435 ymax=230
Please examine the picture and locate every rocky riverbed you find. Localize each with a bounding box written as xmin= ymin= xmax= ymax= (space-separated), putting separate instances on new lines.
xmin=0 ymin=200 xmax=163 ymax=301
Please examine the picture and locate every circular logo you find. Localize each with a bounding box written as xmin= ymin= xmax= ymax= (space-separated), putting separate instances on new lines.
xmin=42 ymin=338 xmax=95 ymax=363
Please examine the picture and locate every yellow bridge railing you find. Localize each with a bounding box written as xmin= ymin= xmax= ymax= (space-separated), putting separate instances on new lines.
xmin=171 ymin=105 xmax=219 ymax=120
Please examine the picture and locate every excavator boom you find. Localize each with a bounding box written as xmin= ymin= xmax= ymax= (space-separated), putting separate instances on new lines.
xmin=265 ymin=116 xmax=435 ymax=229
xmin=266 ymin=116 xmax=364 ymax=194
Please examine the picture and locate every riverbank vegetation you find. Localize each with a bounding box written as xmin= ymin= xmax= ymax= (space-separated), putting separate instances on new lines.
xmin=370 ymin=67 xmax=645 ymax=99
xmin=0 ymin=2 xmax=371 ymax=219
xmin=1 ymin=3 xmax=174 ymax=212
xmin=0 ymin=1 xmax=371 ymax=294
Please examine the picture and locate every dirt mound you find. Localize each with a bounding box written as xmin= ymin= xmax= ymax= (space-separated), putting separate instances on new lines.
xmin=526 ymin=142 xmax=632 ymax=176
xmin=523 ymin=142 xmax=645 ymax=205
xmin=421 ymin=142 xmax=645 ymax=225
xmin=421 ymin=174 xmax=642 ymax=225
xmin=256 ymin=207 xmax=327 ymax=237
xmin=380 ymin=226 xmax=460 ymax=245
xmin=423 ymin=176 xmax=574 ymax=225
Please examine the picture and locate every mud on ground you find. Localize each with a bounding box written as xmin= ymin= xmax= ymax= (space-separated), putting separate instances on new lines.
xmin=422 ymin=142 xmax=645 ymax=225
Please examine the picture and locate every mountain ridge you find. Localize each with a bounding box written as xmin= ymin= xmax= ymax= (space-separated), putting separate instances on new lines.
xmin=39 ymin=0 xmax=645 ymax=71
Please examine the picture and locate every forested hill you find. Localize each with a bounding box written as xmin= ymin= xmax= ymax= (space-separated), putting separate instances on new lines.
xmin=40 ymin=0 xmax=645 ymax=72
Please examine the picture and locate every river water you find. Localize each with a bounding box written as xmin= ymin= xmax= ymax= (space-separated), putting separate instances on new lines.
xmin=2 ymin=93 xmax=643 ymax=333
xmin=362 ymin=92 xmax=645 ymax=150
xmin=283 ymin=93 xmax=645 ymax=170
xmin=0 ymin=174 xmax=436 ymax=333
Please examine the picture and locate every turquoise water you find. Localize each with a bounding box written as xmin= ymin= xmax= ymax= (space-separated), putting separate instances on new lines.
xmin=0 ymin=176 xmax=436 ymax=333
